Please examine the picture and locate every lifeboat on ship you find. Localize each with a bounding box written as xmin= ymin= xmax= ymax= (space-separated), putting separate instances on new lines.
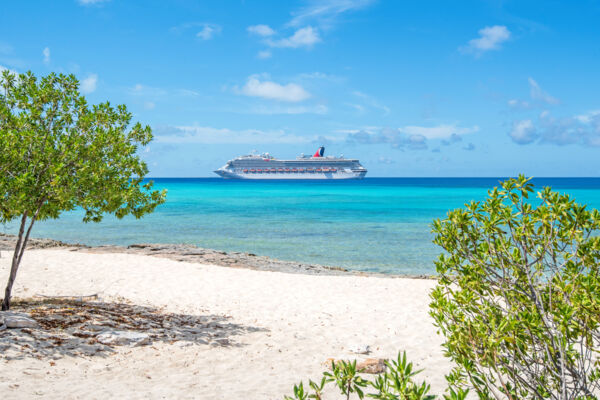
xmin=243 ymin=169 xmax=249 ymax=173
xmin=250 ymin=169 xmax=256 ymax=173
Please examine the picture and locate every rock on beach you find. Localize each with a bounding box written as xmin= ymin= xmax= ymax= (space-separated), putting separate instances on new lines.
xmin=1 ymin=311 xmax=38 ymax=329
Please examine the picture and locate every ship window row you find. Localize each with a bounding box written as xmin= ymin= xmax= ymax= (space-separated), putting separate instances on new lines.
xmin=236 ymin=167 xmax=346 ymax=173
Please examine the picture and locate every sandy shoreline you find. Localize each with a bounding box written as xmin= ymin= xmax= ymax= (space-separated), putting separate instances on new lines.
xmin=1 ymin=245 xmax=450 ymax=399
xmin=0 ymin=234 xmax=436 ymax=279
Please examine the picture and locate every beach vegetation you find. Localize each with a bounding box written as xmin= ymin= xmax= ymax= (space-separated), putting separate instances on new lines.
xmin=431 ymin=175 xmax=600 ymax=399
xmin=284 ymin=351 xmax=445 ymax=400
xmin=0 ymin=70 xmax=166 ymax=310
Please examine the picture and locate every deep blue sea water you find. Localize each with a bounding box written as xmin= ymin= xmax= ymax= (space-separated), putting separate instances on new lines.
xmin=3 ymin=178 xmax=600 ymax=275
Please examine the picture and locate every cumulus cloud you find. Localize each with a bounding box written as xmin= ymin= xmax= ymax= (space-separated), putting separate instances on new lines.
xmin=345 ymin=124 xmax=478 ymax=151
xmin=575 ymin=110 xmax=600 ymax=124
xmin=347 ymin=129 xmax=428 ymax=150
xmin=237 ymin=76 xmax=310 ymax=102
xmin=247 ymin=24 xmax=276 ymax=37
xmin=154 ymin=125 xmax=314 ymax=144
xmin=400 ymin=124 xmax=479 ymax=139
xmin=266 ymin=26 xmax=321 ymax=48
xmin=197 ymin=24 xmax=221 ymax=40
xmin=80 ymin=73 xmax=98 ymax=94
xmin=509 ymin=111 xmax=600 ymax=146
xmin=288 ymin=0 xmax=376 ymax=28
xmin=509 ymin=120 xmax=538 ymax=144
xmin=461 ymin=25 xmax=510 ymax=56
xmin=42 ymin=47 xmax=50 ymax=64
xmin=441 ymin=133 xmax=463 ymax=146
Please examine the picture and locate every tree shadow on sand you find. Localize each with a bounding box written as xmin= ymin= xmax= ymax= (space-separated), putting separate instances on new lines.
xmin=0 ymin=298 xmax=267 ymax=361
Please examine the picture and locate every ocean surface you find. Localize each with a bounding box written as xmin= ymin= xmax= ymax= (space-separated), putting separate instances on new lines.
xmin=3 ymin=178 xmax=600 ymax=275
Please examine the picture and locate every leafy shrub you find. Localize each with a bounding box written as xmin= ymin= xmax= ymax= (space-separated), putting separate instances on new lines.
xmin=430 ymin=175 xmax=600 ymax=399
xmin=283 ymin=352 xmax=465 ymax=400
xmin=287 ymin=176 xmax=600 ymax=399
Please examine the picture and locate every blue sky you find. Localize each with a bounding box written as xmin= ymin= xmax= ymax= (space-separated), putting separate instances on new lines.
xmin=1 ymin=0 xmax=600 ymax=177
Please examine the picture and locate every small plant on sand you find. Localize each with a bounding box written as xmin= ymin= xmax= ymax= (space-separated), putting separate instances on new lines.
xmin=430 ymin=175 xmax=600 ymax=399
xmin=284 ymin=351 xmax=444 ymax=400
xmin=0 ymin=70 xmax=166 ymax=310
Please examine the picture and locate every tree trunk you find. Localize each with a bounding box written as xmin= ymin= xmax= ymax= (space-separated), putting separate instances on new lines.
xmin=2 ymin=211 xmax=37 ymax=311
xmin=2 ymin=214 xmax=27 ymax=310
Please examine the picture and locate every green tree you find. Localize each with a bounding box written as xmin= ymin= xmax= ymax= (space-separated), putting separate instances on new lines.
xmin=430 ymin=175 xmax=600 ymax=399
xmin=0 ymin=70 xmax=166 ymax=310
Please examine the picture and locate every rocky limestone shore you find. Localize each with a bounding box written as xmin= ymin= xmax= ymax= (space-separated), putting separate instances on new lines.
xmin=0 ymin=233 xmax=434 ymax=278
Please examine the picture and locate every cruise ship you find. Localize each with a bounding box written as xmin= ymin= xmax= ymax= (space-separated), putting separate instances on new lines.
xmin=214 ymin=147 xmax=367 ymax=180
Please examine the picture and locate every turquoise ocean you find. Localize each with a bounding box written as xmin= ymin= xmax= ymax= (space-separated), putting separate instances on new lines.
xmin=3 ymin=178 xmax=600 ymax=275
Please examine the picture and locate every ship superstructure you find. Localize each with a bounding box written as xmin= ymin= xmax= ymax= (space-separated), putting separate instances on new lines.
xmin=214 ymin=147 xmax=367 ymax=180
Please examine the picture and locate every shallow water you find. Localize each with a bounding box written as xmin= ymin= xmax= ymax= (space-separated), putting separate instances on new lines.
xmin=3 ymin=178 xmax=600 ymax=275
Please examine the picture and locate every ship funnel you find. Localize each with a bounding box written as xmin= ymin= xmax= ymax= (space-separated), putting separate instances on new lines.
xmin=313 ymin=146 xmax=325 ymax=157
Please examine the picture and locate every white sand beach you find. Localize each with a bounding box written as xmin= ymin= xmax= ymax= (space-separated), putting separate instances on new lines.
xmin=0 ymin=249 xmax=451 ymax=399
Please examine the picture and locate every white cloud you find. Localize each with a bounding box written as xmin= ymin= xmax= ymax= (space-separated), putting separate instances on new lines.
xmin=266 ymin=26 xmax=321 ymax=48
xmin=197 ymin=24 xmax=221 ymax=40
xmin=575 ymin=110 xmax=600 ymax=124
xmin=247 ymin=24 xmax=276 ymax=37
xmin=377 ymin=156 xmax=396 ymax=164
xmin=0 ymin=65 xmax=17 ymax=75
xmin=351 ymin=90 xmax=390 ymax=115
xmin=257 ymin=50 xmax=272 ymax=59
xmin=507 ymin=98 xmax=531 ymax=110
xmin=144 ymin=101 xmax=155 ymax=110
xmin=346 ymin=103 xmax=366 ymax=114
xmin=128 ymin=83 xmax=167 ymax=97
xmin=345 ymin=124 xmax=479 ymax=150
xmin=80 ymin=74 xmax=98 ymax=94
xmin=398 ymin=124 xmax=479 ymax=139
xmin=288 ymin=0 xmax=376 ymax=28
xmin=509 ymin=110 xmax=600 ymax=147
xmin=77 ymin=0 xmax=110 ymax=5
xmin=155 ymin=125 xmax=314 ymax=144
xmin=248 ymin=104 xmax=328 ymax=115
xmin=528 ymin=77 xmax=559 ymax=105
xmin=509 ymin=120 xmax=539 ymax=144
xmin=42 ymin=47 xmax=50 ymax=64
xmin=508 ymin=78 xmax=559 ymax=111
xmin=461 ymin=25 xmax=510 ymax=55
xmin=238 ymin=76 xmax=310 ymax=102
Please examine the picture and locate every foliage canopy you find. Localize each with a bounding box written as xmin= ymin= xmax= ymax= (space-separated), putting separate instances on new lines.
xmin=430 ymin=175 xmax=600 ymax=399
xmin=0 ymin=70 xmax=166 ymax=309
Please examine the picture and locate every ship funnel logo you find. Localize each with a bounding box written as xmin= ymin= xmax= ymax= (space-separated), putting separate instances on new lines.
xmin=313 ymin=146 xmax=325 ymax=157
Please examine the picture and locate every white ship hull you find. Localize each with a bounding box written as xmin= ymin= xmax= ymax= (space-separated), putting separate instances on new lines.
xmin=215 ymin=170 xmax=366 ymax=180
